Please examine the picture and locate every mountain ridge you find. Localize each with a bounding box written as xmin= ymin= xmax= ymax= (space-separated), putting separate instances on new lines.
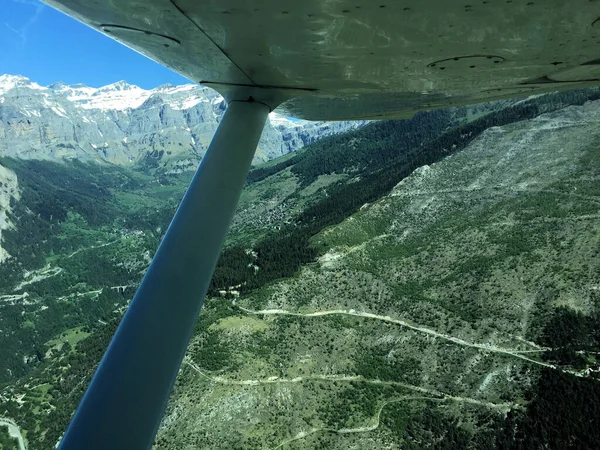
xmin=0 ymin=74 xmax=364 ymax=170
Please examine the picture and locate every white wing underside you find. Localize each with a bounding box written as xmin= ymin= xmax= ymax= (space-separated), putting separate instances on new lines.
xmin=45 ymin=0 xmax=600 ymax=120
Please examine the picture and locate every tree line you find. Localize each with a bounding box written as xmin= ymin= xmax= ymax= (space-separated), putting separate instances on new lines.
xmin=211 ymin=88 xmax=600 ymax=296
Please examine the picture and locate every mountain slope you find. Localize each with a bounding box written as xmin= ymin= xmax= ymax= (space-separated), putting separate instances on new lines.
xmin=145 ymin=99 xmax=600 ymax=450
xmin=1 ymin=91 xmax=600 ymax=449
xmin=0 ymin=74 xmax=364 ymax=169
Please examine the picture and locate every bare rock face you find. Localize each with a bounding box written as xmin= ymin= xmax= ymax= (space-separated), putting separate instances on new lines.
xmin=0 ymin=164 xmax=19 ymax=262
xmin=0 ymin=75 xmax=365 ymax=170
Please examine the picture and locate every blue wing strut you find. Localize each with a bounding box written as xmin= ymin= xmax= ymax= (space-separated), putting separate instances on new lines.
xmin=58 ymin=99 xmax=270 ymax=450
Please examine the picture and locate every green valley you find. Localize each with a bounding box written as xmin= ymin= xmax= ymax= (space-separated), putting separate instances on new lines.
xmin=1 ymin=90 xmax=599 ymax=449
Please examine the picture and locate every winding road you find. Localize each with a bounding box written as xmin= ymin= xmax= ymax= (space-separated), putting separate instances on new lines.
xmin=0 ymin=418 xmax=26 ymax=450
xmin=270 ymin=396 xmax=446 ymax=449
xmin=66 ymin=237 xmax=121 ymax=259
xmin=210 ymin=294 xmax=593 ymax=447
xmin=192 ymin=300 xmax=542 ymax=448
xmin=184 ymin=361 xmax=515 ymax=448
xmin=395 ymin=185 xmax=600 ymax=205
xmin=184 ymin=360 xmax=515 ymax=412
xmin=233 ymin=301 xmax=554 ymax=369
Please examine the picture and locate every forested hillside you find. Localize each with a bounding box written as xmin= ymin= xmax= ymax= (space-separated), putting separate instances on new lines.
xmin=1 ymin=89 xmax=599 ymax=449
xmin=212 ymin=88 xmax=600 ymax=295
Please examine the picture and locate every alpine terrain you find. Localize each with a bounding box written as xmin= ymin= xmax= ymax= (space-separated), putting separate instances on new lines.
xmin=0 ymin=83 xmax=599 ymax=450
xmin=0 ymin=74 xmax=364 ymax=172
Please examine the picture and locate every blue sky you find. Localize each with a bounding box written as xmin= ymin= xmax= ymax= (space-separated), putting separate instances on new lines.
xmin=1 ymin=0 xmax=189 ymax=88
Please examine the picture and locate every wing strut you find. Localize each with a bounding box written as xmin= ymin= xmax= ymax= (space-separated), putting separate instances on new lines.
xmin=58 ymin=99 xmax=271 ymax=450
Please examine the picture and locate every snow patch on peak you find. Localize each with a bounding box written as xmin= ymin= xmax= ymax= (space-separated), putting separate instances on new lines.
xmin=169 ymin=95 xmax=208 ymax=110
xmin=48 ymin=82 xmax=68 ymax=90
xmin=43 ymin=79 xmax=152 ymax=111
xmin=269 ymin=112 xmax=306 ymax=128
xmin=155 ymin=84 xmax=198 ymax=94
xmin=56 ymin=84 xmax=97 ymax=100
xmin=154 ymin=83 xmax=176 ymax=92
xmin=0 ymin=74 xmax=29 ymax=85
xmin=51 ymin=106 xmax=67 ymax=118
xmin=7 ymin=77 xmax=221 ymax=111
xmin=98 ymin=80 xmax=137 ymax=92
xmin=0 ymin=74 xmax=47 ymax=95
xmin=77 ymin=83 xmax=151 ymax=110
xmin=49 ymin=81 xmax=90 ymax=91
xmin=153 ymin=83 xmax=215 ymax=110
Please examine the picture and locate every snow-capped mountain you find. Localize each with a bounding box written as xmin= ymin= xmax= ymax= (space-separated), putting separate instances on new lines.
xmin=0 ymin=75 xmax=364 ymax=171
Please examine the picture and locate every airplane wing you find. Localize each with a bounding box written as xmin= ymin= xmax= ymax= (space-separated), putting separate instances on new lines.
xmin=45 ymin=0 xmax=600 ymax=120
xmin=43 ymin=2 xmax=600 ymax=449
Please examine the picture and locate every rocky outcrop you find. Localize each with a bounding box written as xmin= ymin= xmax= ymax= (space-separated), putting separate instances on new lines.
xmin=0 ymin=75 xmax=364 ymax=170
xmin=0 ymin=164 xmax=19 ymax=262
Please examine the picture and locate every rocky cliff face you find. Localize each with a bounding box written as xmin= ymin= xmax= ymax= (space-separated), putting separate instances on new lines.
xmin=0 ymin=164 xmax=18 ymax=262
xmin=0 ymin=75 xmax=364 ymax=171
